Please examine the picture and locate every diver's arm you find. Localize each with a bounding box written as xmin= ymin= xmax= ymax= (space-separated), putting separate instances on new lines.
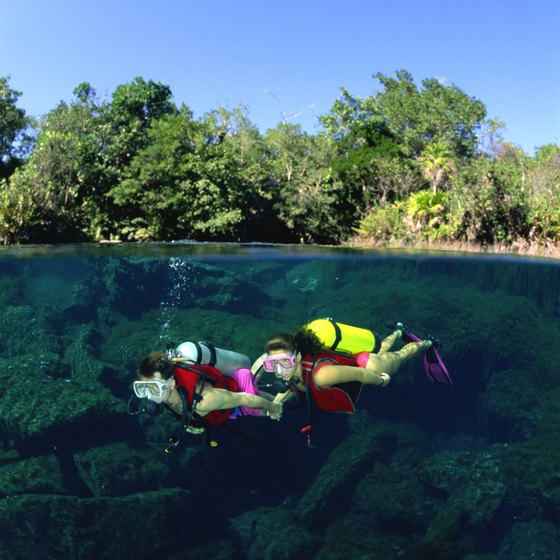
xmin=161 ymin=389 xmax=184 ymax=415
xmin=273 ymin=389 xmax=296 ymax=404
xmin=197 ymin=387 xmax=283 ymax=419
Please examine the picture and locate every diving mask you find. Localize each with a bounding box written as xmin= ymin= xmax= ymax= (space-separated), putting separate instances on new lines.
xmin=133 ymin=378 xmax=174 ymax=399
xmin=262 ymin=352 xmax=296 ymax=375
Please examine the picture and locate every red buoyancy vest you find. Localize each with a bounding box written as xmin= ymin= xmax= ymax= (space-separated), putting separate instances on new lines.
xmin=300 ymin=350 xmax=363 ymax=414
xmin=173 ymin=364 xmax=239 ymax=427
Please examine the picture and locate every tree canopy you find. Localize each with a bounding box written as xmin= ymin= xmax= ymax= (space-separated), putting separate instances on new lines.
xmin=0 ymin=70 xmax=557 ymax=252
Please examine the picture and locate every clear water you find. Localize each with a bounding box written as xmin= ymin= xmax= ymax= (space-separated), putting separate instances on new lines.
xmin=1 ymin=243 xmax=559 ymax=560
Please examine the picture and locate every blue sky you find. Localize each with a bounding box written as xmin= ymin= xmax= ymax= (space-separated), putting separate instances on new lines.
xmin=1 ymin=0 xmax=558 ymax=155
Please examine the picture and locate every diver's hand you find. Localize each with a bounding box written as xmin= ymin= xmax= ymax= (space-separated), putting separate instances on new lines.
xmin=378 ymin=373 xmax=391 ymax=387
xmin=267 ymin=402 xmax=283 ymax=420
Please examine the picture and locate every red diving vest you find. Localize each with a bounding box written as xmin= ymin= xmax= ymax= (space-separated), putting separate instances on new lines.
xmin=173 ymin=364 xmax=239 ymax=427
xmin=300 ymin=350 xmax=363 ymax=414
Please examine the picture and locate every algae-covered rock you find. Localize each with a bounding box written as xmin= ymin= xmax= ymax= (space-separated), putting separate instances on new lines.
xmin=353 ymin=461 xmax=440 ymax=533
xmin=406 ymin=479 xmax=507 ymax=560
xmin=296 ymin=420 xmax=431 ymax=531
xmin=406 ymin=447 xmax=508 ymax=560
xmin=350 ymin=422 xmax=436 ymax=535
xmin=315 ymin=513 xmax=409 ymax=560
xmin=0 ymin=305 xmax=59 ymax=358
xmin=165 ymin=540 xmax=236 ymax=560
xmin=62 ymin=323 xmax=119 ymax=390
xmin=498 ymin=520 xmax=560 ymax=560
xmin=229 ymin=506 xmax=320 ymax=560
xmin=501 ymin=426 xmax=560 ymax=515
xmin=0 ymin=488 xmax=193 ymax=560
xmin=101 ymin=257 xmax=271 ymax=318
xmin=0 ymin=357 xmax=123 ymax=450
xmin=417 ymin=449 xmax=479 ymax=496
xmin=74 ymin=441 xmax=169 ymax=497
xmin=0 ymin=449 xmax=19 ymax=467
xmin=0 ymin=453 xmax=68 ymax=496
xmin=0 ymin=272 xmax=24 ymax=308
xmin=294 ymin=425 xmax=389 ymax=528
xmin=478 ymin=369 xmax=543 ymax=441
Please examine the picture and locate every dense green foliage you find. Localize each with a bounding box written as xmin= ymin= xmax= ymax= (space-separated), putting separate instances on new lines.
xmin=1 ymin=72 xmax=558 ymax=248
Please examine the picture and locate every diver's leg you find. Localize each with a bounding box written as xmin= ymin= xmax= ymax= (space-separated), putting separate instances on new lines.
xmin=379 ymin=328 xmax=402 ymax=354
xmin=379 ymin=322 xmax=406 ymax=354
xmin=366 ymin=340 xmax=431 ymax=376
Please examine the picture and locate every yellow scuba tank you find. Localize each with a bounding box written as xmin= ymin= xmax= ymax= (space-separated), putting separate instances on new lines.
xmin=307 ymin=318 xmax=381 ymax=355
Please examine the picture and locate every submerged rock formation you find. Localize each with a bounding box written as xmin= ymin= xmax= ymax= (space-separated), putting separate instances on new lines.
xmin=0 ymin=250 xmax=559 ymax=559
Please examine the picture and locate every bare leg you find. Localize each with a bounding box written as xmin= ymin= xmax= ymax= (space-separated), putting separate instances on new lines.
xmin=379 ymin=330 xmax=401 ymax=354
xmin=366 ymin=340 xmax=431 ymax=376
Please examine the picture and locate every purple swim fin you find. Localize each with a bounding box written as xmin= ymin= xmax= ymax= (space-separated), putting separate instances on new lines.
xmin=402 ymin=330 xmax=453 ymax=385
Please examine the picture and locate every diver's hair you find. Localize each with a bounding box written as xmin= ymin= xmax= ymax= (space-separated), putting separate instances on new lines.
xmin=265 ymin=333 xmax=295 ymax=354
xmin=264 ymin=326 xmax=324 ymax=356
xmin=294 ymin=325 xmax=324 ymax=355
xmin=137 ymin=352 xmax=174 ymax=380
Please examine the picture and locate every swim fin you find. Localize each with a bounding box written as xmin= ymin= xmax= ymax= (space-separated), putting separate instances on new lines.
xmin=402 ymin=330 xmax=453 ymax=385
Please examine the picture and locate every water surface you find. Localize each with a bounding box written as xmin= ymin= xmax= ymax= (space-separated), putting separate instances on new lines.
xmin=1 ymin=243 xmax=559 ymax=560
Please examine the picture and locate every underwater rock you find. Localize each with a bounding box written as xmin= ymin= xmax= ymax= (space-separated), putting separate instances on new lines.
xmin=478 ymin=369 xmax=543 ymax=442
xmin=0 ymin=449 xmax=19 ymax=467
xmin=353 ymin=461 xmax=440 ymax=533
xmin=350 ymin=422 xmax=435 ymax=537
xmin=498 ymin=520 xmax=560 ymax=560
xmin=410 ymin=479 xmax=507 ymax=559
xmin=417 ymin=449 xmax=480 ymax=497
xmin=0 ymin=488 xmax=193 ymax=560
xmin=315 ymin=513 xmax=410 ymax=560
xmin=294 ymin=425 xmax=395 ymax=529
xmin=0 ymin=356 xmax=124 ymax=452
xmin=501 ymin=427 xmax=560 ymax=516
xmin=63 ymin=323 xmax=122 ymax=398
xmin=50 ymin=279 xmax=101 ymax=328
xmin=0 ymin=305 xmax=60 ymax=358
xmin=0 ymin=272 xmax=24 ymax=308
xmin=0 ymin=453 xmax=68 ymax=496
xmin=229 ymin=506 xmax=320 ymax=560
xmin=30 ymin=350 xmax=72 ymax=379
xmin=102 ymin=257 xmax=271 ymax=317
xmin=164 ymin=539 xmax=236 ymax=560
xmin=74 ymin=441 xmax=169 ymax=497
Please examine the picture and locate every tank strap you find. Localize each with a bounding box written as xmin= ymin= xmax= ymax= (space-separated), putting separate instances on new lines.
xmin=190 ymin=341 xmax=203 ymax=364
xmin=300 ymin=357 xmax=334 ymax=447
xmin=327 ymin=318 xmax=342 ymax=351
xmin=201 ymin=341 xmax=217 ymax=367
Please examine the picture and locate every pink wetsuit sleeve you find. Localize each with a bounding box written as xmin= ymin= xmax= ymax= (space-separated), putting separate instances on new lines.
xmin=229 ymin=368 xmax=263 ymax=417
xmin=355 ymin=352 xmax=369 ymax=368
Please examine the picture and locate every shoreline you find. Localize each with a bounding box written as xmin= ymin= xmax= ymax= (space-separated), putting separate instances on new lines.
xmin=346 ymin=236 xmax=560 ymax=261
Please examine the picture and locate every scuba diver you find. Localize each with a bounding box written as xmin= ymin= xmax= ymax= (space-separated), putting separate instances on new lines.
xmin=130 ymin=342 xmax=282 ymax=450
xmin=256 ymin=320 xmax=451 ymax=446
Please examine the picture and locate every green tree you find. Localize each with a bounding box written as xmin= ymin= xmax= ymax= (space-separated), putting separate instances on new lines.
xmin=0 ymin=76 xmax=30 ymax=180
xmin=9 ymin=83 xmax=111 ymax=241
xmin=419 ymin=141 xmax=457 ymax=193
xmin=450 ymin=147 xmax=529 ymax=245
xmin=320 ymin=86 xmax=418 ymax=232
xmin=374 ymin=69 xmax=487 ymax=158
xmin=102 ymin=77 xmax=177 ymax=175
xmin=525 ymin=144 xmax=560 ymax=244
xmin=265 ymin=126 xmax=341 ymax=242
xmin=107 ymin=106 xmax=270 ymax=241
